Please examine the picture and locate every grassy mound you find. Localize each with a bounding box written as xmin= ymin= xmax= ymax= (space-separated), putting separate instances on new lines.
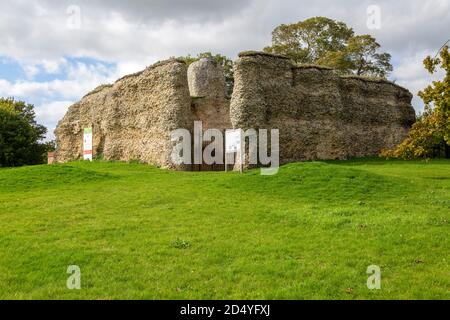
xmin=0 ymin=159 xmax=448 ymax=299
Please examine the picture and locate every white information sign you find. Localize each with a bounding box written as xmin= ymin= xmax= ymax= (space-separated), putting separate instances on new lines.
xmin=225 ymin=129 xmax=242 ymax=153
xmin=225 ymin=129 xmax=243 ymax=173
xmin=83 ymin=127 xmax=93 ymax=161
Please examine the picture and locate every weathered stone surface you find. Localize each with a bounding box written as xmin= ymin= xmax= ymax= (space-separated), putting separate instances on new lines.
xmin=188 ymin=57 xmax=227 ymax=99
xmin=230 ymin=51 xmax=416 ymax=164
xmin=55 ymin=51 xmax=416 ymax=170
xmin=55 ymin=59 xmax=192 ymax=169
xmin=188 ymin=58 xmax=231 ymax=131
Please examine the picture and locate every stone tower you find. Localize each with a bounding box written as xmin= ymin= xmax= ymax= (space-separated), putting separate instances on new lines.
xmin=187 ymin=58 xmax=231 ymax=131
xmin=187 ymin=57 xmax=227 ymax=99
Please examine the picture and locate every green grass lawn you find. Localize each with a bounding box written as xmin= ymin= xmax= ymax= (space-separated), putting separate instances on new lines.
xmin=0 ymin=159 xmax=449 ymax=300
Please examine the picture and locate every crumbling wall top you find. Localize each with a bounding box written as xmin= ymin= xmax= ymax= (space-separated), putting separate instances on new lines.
xmin=187 ymin=57 xmax=227 ymax=99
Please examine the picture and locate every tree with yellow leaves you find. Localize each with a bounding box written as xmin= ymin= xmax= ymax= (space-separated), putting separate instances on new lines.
xmin=382 ymin=44 xmax=450 ymax=159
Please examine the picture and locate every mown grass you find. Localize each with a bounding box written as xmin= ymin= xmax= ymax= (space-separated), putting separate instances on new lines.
xmin=0 ymin=159 xmax=448 ymax=300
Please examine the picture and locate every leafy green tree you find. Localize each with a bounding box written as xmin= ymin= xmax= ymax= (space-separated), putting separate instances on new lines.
xmin=382 ymin=45 xmax=450 ymax=159
xmin=264 ymin=17 xmax=393 ymax=78
xmin=264 ymin=17 xmax=354 ymax=64
xmin=43 ymin=140 xmax=56 ymax=152
xmin=0 ymin=98 xmax=49 ymax=167
xmin=344 ymin=35 xmax=393 ymax=77
xmin=178 ymin=52 xmax=234 ymax=97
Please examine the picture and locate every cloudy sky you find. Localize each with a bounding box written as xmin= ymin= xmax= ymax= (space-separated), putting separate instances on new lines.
xmin=0 ymin=0 xmax=449 ymax=140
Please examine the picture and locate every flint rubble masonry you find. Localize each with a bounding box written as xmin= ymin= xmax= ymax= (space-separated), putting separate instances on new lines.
xmin=55 ymin=52 xmax=416 ymax=169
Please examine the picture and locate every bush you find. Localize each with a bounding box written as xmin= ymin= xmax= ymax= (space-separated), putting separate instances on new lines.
xmin=382 ymin=45 xmax=450 ymax=159
xmin=0 ymin=98 xmax=50 ymax=167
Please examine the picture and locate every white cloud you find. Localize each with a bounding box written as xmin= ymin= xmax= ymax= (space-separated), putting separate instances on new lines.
xmin=0 ymin=0 xmax=449 ymax=138
xmin=1 ymin=0 xmax=448 ymax=63
xmin=0 ymin=60 xmax=119 ymax=140
xmin=41 ymin=58 xmax=68 ymax=74
xmin=116 ymin=61 xmax=148 ymax=78
xmin=36 ymin=100 xmax=72 ymax=124
xmin=22 ymin=65 xmax=40 ymax=79
xmin=36 ymin=100 xmax=74 ymax=140
xmin=0 ymin=62 xmax=118 ymax=100
xmin=391 ymin=50 xmax=445 ymax=113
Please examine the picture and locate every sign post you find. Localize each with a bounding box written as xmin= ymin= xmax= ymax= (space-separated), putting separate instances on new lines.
xmin=225 ymin=129 xmax=243 ymax=173
xmin=47 ymin=152 xmax=55 ymax=165
xmin=83 ymin=127 xmax=93 ymax=161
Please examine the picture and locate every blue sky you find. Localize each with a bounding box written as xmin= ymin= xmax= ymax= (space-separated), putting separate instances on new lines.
xmin=0 ymin=0 xmax=448 ymax=140
xmin=0 ymin=56 xmax=115 ymax=83
xmin=0 ymin=56 xmax=118 ymax=140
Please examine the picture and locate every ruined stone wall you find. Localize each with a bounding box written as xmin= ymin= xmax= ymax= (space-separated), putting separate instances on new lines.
xmin=55 ymin=57 xmax=231 ymax=169
xmin=55 ymin=51 xmax=416 ymax=170
xmin=230 ymin=52 xmax=416 ymax=163
xmin=187 ymin=58 xmax=231 ymax=131
xmin=187 ymin=58 xmax=231 ymax=170
xmin=55 ymin=59 xmax=193 ymax=169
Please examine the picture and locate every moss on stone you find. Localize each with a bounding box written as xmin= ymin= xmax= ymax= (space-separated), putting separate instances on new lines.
xmin=293 ymin=63 xmax=333 ymax=71
xmin=340 ymin=74 xmax=412 ymax=93
xmin=238 ymin=51 xmax=290 ymax=60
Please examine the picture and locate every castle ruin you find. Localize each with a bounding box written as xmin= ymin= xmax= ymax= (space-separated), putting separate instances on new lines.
xmin=55 ymin=51 xmax=416 ymax=170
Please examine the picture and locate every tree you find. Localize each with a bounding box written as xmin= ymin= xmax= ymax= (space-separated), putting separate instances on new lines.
xmin=381 ymin=45 xmax=450 ymax=159
xmin=264 ymin=17 xmax=354 ymax=64
xmin=264 ymin=17 xmax=393 ymax=78
xmin=0 ymin=98 xmax=49 ymax=167
xmin=178 ymin=52 xmax=234 ymax=97
xmin=344 ymin=35 xmax=393 ymax=77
